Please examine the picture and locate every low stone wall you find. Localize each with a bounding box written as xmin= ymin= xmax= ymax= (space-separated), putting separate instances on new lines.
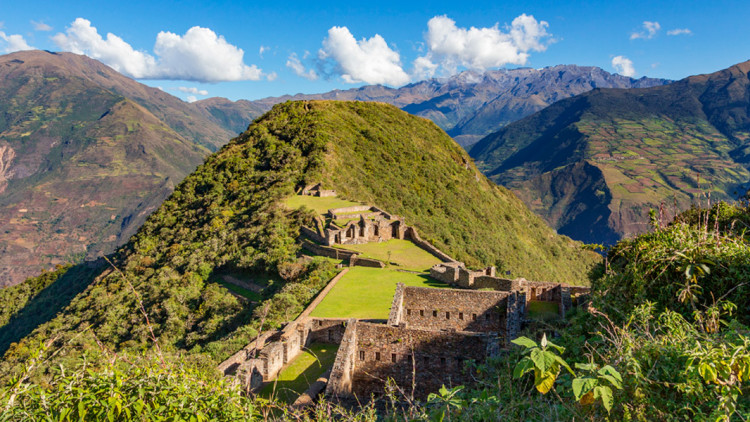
xmin=300 ymin=226 xmax=326 ymax=244
xmin=349 ymin=255 xmax=385 ymax=268
xmin=473 ymin=275 xmax=519 ymax=291
xmin=328 ymin=205 xmax=372 ymax=218
xmin=293 ymin=369 xmax=332 ymax=408
xmin=405 ymin=227 xmax=456 ymax=263
xmin=301 ymin=240 xmax=358 ymax=260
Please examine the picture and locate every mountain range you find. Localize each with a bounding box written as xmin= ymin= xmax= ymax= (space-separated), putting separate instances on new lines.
xmin=470 ymin=60 xmax=750 ymax=244
xmin=239 ymin=66 xmax=669 ymax=146
xmin=0 ymin=51 xmax=668 ymax=286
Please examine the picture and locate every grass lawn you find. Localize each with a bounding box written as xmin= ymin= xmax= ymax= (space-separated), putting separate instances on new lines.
xmin=282 ymin=195 xmax=361 ymax=216
xmin=309 ymin=267 xmax=448 ymax=319
xmin=335 ymin=239 xmax=442 ymax=271
xmin=216 ymin=281 xmax=261 ymax=302
xmin=527 ymin=301 xmax=560 ymax=321
xmin=260 ymin=343 xmax=339 ymax=403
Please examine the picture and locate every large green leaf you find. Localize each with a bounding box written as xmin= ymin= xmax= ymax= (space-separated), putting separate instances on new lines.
xmin=511 ymin=336 xmax=538 ymax=350
xmin=513 ymin=357 xmax=535 ymax=378
xmin=530 ymin=349 xmax=556 ymax=373
xmin=594 ymin=385 xmax=614 ymax=413
xmin=572 ymin=377 xmax=598 ymax=400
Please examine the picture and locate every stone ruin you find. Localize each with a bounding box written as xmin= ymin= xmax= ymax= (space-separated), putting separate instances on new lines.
xmin=218 ymin=191 xmax=591 ymax=404
xmin=300 ymin=182 xmax=337 ymax=197
xmin=430 ymin=262 xmax=590 ymax=318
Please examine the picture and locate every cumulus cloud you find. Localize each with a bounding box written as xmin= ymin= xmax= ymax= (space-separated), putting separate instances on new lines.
xmin=52 ymin=18 xmax=264 ymax=82
xmin=286 ymin=52 xmax=318 ymax=80
xmin=31 ymin=20 xmax=52 ymax=31
xmin=415 ymin=14 xmax=552 ymax=77
xmin=259 ymin=45 xmax=270 ymax=57
xmin=612 ymin=55 xmax=635 ymax=77
xmin=0 ymin=31 xmax=34 ymax=53
xmin=266 ymin=71 xmax=278 ymax=81
xmin=318 ymin=26 xmax=410 ymax=86
xmin=630 ymin=21 xmax=660 ymax=40
xmin=667 ymin=28 xmax=692 ymax=36
xmin=177 ymin=86 xmax=208 ymax=95
xmin=186 ymin=95 xmax=197 ymax=103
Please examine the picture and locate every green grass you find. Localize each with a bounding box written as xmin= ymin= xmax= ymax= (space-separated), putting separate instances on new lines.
xmin=260 ymin=343 xmax=339 ymax=403
xmin=335 ymin=239 xmax=442 ymax=271
xmin=527 ymin=300 xmax=560 ymax=320
xmin=216 ymin=281 xmax=261 ymax=302
xmin=309 ymin=267 xmax=448 ymax=319
xmin=282 ymin=195 xmax=361 ymax=216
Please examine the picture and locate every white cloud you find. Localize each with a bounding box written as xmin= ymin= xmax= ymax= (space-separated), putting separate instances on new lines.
xmin=52 ymin=18 xmax=264 ymax=82
xmin=286 ymin=52 xmax=318 ymax=80
xmin=266 ymin=71 xmax=278 ymax=81
xmin=186 ymin=95 xmax=197 ymax=103
xmin=31 ymin=20 xmax=52 ymax=31
xmin=318 ymin=26 xmax=410 ymax=86
xmin=416 ymin=14 xmax=552 ymax=77
xmin=259 ymin=45 xmax=269 ymax=57
xmin=667 ymin=28 xmax=692 ymax=36
xmin=177 ymin=86 xmax=208 ymax=96
xmin=630 ymin=21 xmax=660 ymax=40
xmin=612 ymin=55 xmax=635 ymax=77
xmin=0 ymin=31 xmax=34 ymax=53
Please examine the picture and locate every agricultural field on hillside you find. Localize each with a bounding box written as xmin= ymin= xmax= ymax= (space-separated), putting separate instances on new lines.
xmin=335 ymin=239 xmax=442 ymax=271
xmin=282 ymin=195 xmax=361 ymax=216
xmin=310 ymin=267 xmax=448 ymax=319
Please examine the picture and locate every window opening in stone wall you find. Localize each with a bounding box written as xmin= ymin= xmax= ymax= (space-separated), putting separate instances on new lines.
xmin=472 ymin=313 xmax=477 ymax=321
xmin=359 ymin=351 xmax=365 ymax=361
xmin=328 ymin=330 xmax=333 ymax=341
xmin=440 ymin=357 xmax=446 ymax=366
xmin=459 ymin=312 xmax=464 ymax=320
xmin=406 ymin=354 xmax=412 ymax=363
xmin=392 ymin=353 xmax=397 ymax=363
xmin=375 ymin=352 xmax=381 ymax=361
xmin=374 ymin=225 xmax=379 ymax=236
xmin=359 ymin=225 xmax=365 ymax=237
xmin=424 ymin=356 xmax=429 ymax=364
xmin=433 ymin=310 xmax=438 ymax=317
xmin=485 ymin=313 xmax=491 ymax=321
xmin=446 ymin=311 xmax=450 ymax=319
xmin=407 ymin=309 xmax=411 ymax=316
xmin=420 ymin=310 xmax=424 ymax=317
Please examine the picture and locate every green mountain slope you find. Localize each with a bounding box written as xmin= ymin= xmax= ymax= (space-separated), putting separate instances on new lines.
xmin=0 ymin=51 xmax=255 ymax=287
xmin=0 ymin=100 xmax=599 ymax=375
xmin=470 ymin=60 xmax=750 ymax=244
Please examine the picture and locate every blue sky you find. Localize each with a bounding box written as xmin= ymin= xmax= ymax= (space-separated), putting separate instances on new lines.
xmin=1 ymin=0 xmax=748 ymax=102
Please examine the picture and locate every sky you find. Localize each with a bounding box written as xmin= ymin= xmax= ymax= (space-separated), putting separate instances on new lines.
xmin=1 ymin=0 xmax=748 ymax=103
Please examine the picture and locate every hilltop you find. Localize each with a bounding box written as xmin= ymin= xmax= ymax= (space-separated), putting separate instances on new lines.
xmin=212 ymin=65 xmax=669 ymax=146
xmin=0 ymin=101 xmax=599 ymax=376
xmin=0 ymin=51 xmax=262 ymax=287
xmin=470 ymin=60 xmax=750 ymax=245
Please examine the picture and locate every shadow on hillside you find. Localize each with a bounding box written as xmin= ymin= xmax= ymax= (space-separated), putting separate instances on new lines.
xmin=0 ymin=261 xmax=105 ymax=356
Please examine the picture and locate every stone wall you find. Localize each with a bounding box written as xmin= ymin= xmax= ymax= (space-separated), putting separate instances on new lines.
xmin=404 ymin=227 xmax=456 ymax=263
xmin=326 ymin=321 xmax=500 ymax=400
xmin=388 ymin=284 xmax=520 ymax=336
xmin=349 ymin=255 xmax=385 ymax=268
xmin=301 ymin=239 xmax=358 ymax=260
xmin=300 ymin=226 xmax=326 ymax=244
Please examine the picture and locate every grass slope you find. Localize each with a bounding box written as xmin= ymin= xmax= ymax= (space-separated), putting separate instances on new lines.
xmin=260 ymin=343 xmax=339 ymax=403
xmin=335 ymin=239 xmax=441 ymax=271
xmin=310 ymin=267 xmax=448 ymax=320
